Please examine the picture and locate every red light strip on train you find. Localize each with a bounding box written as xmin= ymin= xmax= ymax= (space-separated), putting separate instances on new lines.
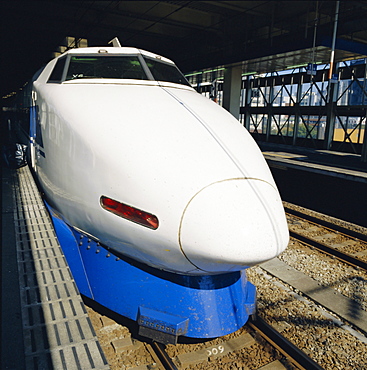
xmin=100 ymin=196 xmax=159 ymax=230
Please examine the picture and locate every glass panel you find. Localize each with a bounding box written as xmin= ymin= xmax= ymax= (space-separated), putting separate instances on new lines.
xmin=297 ymin=115 xmax=326 ymax=139
xmin=48 ymin=57 xmax=67 ymax=82
xmin=250 ymin=87 xmax=268 ymax=107
xmin=334 ymin=116 xmax=365 ymax=143
xmin=337 ymin=80 xmax=351 ymax=105
xmin=249 ymin=114 xmax=267 ymax=133
xmin=300 ymin=83 xmax=311 ymax=106
xmin=349 ymin=79 xmax=365 ymax=105
xmin=65 ymin=56 xmax=148 ymax=80
xmin=314 ymin=81 xmax=327 ymax=106
xmin=270 ymin=115 xmax=280 ymax=135
xmin=272 ymin=86 xmax=282 ymax=106
xmin=144 ymin=57 xmax=191 ymax=86
xmin=272 ymin=114 xmax=295 ymax=136
xmin=283 ymin=84 xmax=296 ymax=106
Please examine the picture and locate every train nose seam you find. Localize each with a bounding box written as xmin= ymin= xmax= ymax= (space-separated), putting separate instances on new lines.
xmin=178 ymin=177 xmax=281 ymax=271
xmin=161 ymin=88 xmax=286 ymax=260
xmin=161 ymin=87 xmax=247 ymax=176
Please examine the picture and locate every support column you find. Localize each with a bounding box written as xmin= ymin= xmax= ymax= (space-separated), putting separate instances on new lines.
xmin=266 ymin=78 xmax=275 ymax=142
xmin=293 ymin=75 xmax=303 ymax=145
xmin=243 ymin=76 xmax=252 ymax=130
xmin=361 ymin=64 xmax=367 ymax=163
xmin=361 ymin=114 xmax=367 ymax=162
xmin=223 ymin=66 xmax=242 ymax=120
xmin=324 ymin=81 xmax=338 ymax=150
xmin=324 ymin=1 xmax=340 ymax=150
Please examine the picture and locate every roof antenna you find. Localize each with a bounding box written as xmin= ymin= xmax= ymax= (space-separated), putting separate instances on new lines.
xmin=109 ymin=37 xmax=121 ymax=47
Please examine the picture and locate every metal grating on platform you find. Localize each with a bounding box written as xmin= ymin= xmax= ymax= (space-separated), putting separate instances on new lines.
xmin=12 ymin=166 xmax=110 ymax=370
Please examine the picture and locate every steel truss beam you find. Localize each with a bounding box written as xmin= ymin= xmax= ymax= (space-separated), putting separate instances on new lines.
xmin=239 ymin=62 xmax=367 ymax=161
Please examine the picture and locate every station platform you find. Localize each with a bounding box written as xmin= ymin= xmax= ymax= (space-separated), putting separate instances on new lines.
xmin=1 ymin=164 xmax=110 ymax=369
xmin=257 ymin=141 xmax=367 ymax=227
xmin=258 ymin=142 xmax=367 ymax=183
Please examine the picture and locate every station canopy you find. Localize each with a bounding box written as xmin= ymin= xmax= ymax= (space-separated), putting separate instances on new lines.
xmin=2 ymin=1 xmax=367 ymax=98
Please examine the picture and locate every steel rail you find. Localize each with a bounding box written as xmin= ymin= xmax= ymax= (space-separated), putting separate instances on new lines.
xmin=289 ymin=230 xmax=367 ymax=271
xmin=284 ymin=206 xmax=367 ymax=243
xmin=150 ymin=341 xmax=179 ymax=370
xmin=248 ymin=317 xmax=325 ymax=370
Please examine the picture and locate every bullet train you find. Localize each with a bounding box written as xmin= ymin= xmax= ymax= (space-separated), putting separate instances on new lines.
xmin=11 ymin=42 xmax=289 ymax=343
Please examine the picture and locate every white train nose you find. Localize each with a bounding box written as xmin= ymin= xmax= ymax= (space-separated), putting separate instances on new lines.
xmin=179 ymin=178 xmax=289 ymax=273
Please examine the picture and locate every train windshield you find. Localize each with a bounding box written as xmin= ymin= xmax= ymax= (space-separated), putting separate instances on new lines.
xmin=65 ymin=56 xmax=148 ymax=80
xmin=61 ymin=54 xmax=190 ymax=86
xmin=143 ymin=57 xmax=191 ymax=87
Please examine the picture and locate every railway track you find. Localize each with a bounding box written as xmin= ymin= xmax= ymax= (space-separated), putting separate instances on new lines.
xmin=247 ymin=318 xmax=324 ymax=370
xmin=284 ymin=206 xmax=367 ymax=243
xmin=86 ymin=301 xmax=325 ymax=370
xmin=284 ymin=205 xmax=367 ymax=271
xmin=148 ymin=316 xmax=325 ymax=370
xmin=82 ymin=203 xmax=367 ymax=369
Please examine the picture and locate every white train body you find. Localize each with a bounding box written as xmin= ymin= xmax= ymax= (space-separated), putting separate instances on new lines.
xmin=30 ymin=46 xmax=288 ymax=275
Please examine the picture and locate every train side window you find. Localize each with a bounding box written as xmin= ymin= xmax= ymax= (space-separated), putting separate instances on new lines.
xmin=144 ymin=57 xmax=191 ymax=86
xmin=48 ymin=57 xmax=67 ymax=83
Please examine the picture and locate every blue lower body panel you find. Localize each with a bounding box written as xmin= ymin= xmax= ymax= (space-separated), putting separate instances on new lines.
xmin=47 ymin=204 xmax=256 ymax=339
